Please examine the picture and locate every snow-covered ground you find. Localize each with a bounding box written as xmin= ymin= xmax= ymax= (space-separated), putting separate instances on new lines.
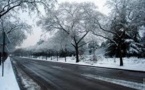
xmin=93 ymin=57 xmax=145 ymax=72
xmin=0 ymin=57 xmax=20 ymax=90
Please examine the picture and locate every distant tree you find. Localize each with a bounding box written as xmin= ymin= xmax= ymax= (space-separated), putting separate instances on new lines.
xmin=12 ymin=48 xmax=26 ymax=56
xmin=52 ymin=30 xmax=75 ymax=61
xmin=88 ymin=37 xmax=99 ymax=55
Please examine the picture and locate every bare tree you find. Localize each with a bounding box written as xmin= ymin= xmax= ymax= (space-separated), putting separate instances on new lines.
xmin=92 ymin=0 xmax=145 ymax=66
xmin=38 ymin=2 xmax=102 ymax=62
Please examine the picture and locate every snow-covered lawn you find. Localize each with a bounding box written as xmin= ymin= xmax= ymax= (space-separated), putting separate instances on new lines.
xmin=0 ymin=57 xmax=20 ymax=90
xmin=24 ymin=55 xmax=145 ymax=72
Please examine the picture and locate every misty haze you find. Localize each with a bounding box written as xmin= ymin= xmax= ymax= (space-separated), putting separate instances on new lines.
xmin=0 ymin=0 xmax=145 ymax=90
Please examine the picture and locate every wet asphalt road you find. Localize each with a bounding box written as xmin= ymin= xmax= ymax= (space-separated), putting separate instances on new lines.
xmin=11 ymin=57 xmax=145 ymax=90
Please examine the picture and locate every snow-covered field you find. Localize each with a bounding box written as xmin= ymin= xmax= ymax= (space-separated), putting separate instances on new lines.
xmin=0 ymin=57 xmax=20 ymax=90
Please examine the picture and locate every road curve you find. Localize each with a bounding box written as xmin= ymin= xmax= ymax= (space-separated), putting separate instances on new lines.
xmin=11 ymin=57 xmax=144 ymax=90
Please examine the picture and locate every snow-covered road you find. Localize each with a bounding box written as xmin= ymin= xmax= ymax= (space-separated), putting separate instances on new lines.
xmin=12 ymin=57 xmax=145 ymax=90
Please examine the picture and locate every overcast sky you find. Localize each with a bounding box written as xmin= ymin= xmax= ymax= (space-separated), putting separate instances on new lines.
xmin=19 ymin=0 xmax=109 ymax=48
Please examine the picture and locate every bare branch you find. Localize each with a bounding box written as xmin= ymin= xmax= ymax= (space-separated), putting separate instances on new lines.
xmin=54 ymin=15 xmax=70 ymax=34
xmin=77 ymin=31 xmax=89 ymax=44
xmin=95 ymin=20 xmax=117 ymax=35
xmin=0 ymin=1 xmax=22 ymax=18
xmin=93 ymin=32 xmax=118 ymax=46
xmin=71 ymin=43 xmax=76 ymax=48
xmin=78 ymin=42 xmax=87 ymax=48
xmin=0 ymin=0 xmax=51 ymax=18
xmin=6 ymin=25 xmax=17 ymax=34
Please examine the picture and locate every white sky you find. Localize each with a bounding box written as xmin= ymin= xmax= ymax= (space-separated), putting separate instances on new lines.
xmin=19 ymin=0 xmax=109 ymax=48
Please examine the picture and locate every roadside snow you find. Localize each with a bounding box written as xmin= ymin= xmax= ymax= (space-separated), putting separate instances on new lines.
xmin=93 ymin=57 xmax=145 ymax=72
xmin=11 ymin=60 xmax=41 ymax=90
xmin=83 ymin=74 xmax=145 ymax=90
xmin=0 ymin=57 xmax=20 ymax=90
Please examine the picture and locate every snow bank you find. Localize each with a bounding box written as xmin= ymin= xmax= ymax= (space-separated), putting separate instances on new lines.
xmin=0 ymin=57 xmax=20 ymax=90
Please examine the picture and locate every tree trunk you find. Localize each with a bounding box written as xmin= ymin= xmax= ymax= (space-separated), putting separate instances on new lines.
xmin=57 ymin=56 xmax=58 ymax=61
xmin=0 ymin=53 xmax=1 ymax=65
xmin=64 ymin=48 xmax=67 ymax=62
xmin=65 ymin=56 xmax=66 ymax=62
xmin=51 ymin=56 xmax=52 ymax=60
xmin=75 ymin=45 xmax=79 ymax=63
xmin=57 ymin=52 xmax=58 ymax=61
xmin=46 ymin=56 xmax=47 ymax=60
xmin=119 ymin=44 xmax=123 ymax=66
xmin=120 ymin=56 xmax=123 ymax=66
